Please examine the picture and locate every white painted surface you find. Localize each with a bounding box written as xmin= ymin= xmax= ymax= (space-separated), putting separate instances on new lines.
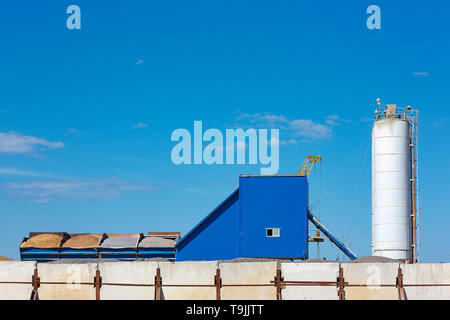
xmin=159 ymin=261 xmax=216 ymax=300
xmin=342 ymin=263 xmax=399 ymax=300
xmin=0 ymin=261 xmax=36 ymax=300
xmin=38 ymin=263 xmax=97 ymax=300
xmin=280 ymin=263 xmax=339 ymax=300
xmin=1 ymin=261 xmax=448 ymax=300
xmin=402 ymin=263 xmax=450 ymax=300
xmin=98 ymin=261 xmax=158 ymax=300
xmin=220 ymin=262 xmax=277 ymax=300
xmin=372 ymin=117 xmax=412 ymax=260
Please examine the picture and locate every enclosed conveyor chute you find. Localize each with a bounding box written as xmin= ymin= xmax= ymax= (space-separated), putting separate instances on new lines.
xmin=307 ymin=211 xmax=358 ymax=261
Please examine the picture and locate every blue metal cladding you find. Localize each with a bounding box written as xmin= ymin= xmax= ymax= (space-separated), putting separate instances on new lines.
xmin=20 ymin=248 xmax=60 ymax=261
xmin=20 ymin=247 xmax=175 ymax=261
xmin=137 ymin=247 xmax=175 ymax=260
xmin=59 ymin=248 xmax=99 ymax=259
xmin=176 ymin=189 xmax=240 ymax=261
xmin=98 ymin=248 xmax=137 ymax=261
xmin=175 ymin=175 xmax=309 ymax=261
xmin=239 ymin=176 xmax=308 ymax=258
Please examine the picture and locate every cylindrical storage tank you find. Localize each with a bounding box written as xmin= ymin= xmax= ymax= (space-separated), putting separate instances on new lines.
xmin=372 ymin=113 xmax=412 ymax=260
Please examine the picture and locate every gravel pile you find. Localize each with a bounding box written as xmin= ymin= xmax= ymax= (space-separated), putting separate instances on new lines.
xmin=351 ymin=256 xmax=402 ymax=263
xmin=101 ymin=236 xmax=138 ymax=248
xmin=298 ymin=258 xmax=339 ymax=263
xmin=137 ymin=257 xmax=171 ymax=262
xmin=62 ymin=234 xmax=102 ymax=248
xmin=139 ymin=237 xmax=176 ymax=248
xmin=20 ymin=234 xmax=62 ymax=248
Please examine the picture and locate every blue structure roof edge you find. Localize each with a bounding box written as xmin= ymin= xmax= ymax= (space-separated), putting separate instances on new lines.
xmin=175 ymin=188 xmax=239 ymax=250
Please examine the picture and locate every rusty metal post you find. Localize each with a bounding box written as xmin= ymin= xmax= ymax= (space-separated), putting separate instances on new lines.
xmin=94 ymin=269 xmax=102 ymax=300
xmin=396 ymin=267 xmax=406 ymax=300
xmin=215 ymin=268 xmax=221 ymax=300
xmin=275 ymin=269 xmax=284 ymax=300
xmin=155 ymin=267 xmax=162 ymax=300
xmin=30 ymin=267 xmax=40 ymax=300
xmin=337 ymin=266 xmax=345 ymax=300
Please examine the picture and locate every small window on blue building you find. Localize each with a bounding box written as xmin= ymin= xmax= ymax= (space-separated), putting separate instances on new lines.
xmin=266 ymin=228 xmax=280 ymax=237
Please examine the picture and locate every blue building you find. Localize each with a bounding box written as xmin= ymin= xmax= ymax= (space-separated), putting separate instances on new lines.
xmin=175 ymin=175 xmax=309 ymax=261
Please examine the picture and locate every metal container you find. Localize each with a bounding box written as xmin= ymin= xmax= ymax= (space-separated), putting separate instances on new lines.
xmin=372 ymin=106 xmax=412 ymax=260
xmin=137 ymin=236 xmax=177 ymax=260
xmin=98 ymin=233 xmax=143 ymax=260
xmin=19 ymin=232 xmax=69 ymax=261
xmin=59 ymin=233 xmax=106 ymax=259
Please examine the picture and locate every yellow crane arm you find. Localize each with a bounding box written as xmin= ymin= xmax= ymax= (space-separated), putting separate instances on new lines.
xmin=298 ymin=155 xmax=322 ymax=176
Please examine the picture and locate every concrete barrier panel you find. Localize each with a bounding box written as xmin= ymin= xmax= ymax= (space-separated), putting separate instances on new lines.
xmin=98 ymin=261 xmax=158 ymax=300
xmin=0 ymin=261 xmax=36 ymax=300
xmin=402 ymin=263 xmax=450 ymax=300
xmin=341 ymin=263 xmax=399 ymax=300
xmin=159 ymin=261 xmax=216 ymax=300
xmin=280 ymin=262 xmax=339 ymax=300
xmin=220 ymin=262 xmax=277 ymax=300
xmin=38 ymin=263 xmax=97 ymax=300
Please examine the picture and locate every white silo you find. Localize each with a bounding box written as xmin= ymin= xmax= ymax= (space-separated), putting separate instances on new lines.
xmin=372 ymin=102 xmax=419 ymax=262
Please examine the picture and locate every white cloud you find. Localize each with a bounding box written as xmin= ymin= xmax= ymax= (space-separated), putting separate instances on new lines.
xmin=412 ymin=72 xmax=429 ymax=77
xmin=236 ymin=112 xmax=289 ymax=128
xmin=325 ymin=114 xmax=351 ymax=126
xmin=133 ymin=122 xmax=148 ymax=129
xmin=67 ymin=128 xmax=86 ymax=134
xmin=432 ymin=117 xmax=448 ymax=128
xmin=0 ymin=132 xmax=64 ymax=155
xmin=136 ymin=59 xmax=144 ymax=66
xmin=271 ymin=138 xmax=297 ymax=146
xmin=33 ymin=198 xmax=51 ymax=203
xmin=183 ymin=187 xmax=208 ymax=194
xmin=290 ymin=119 xmax=332 ymax=139
xmin=216 ymin=141 xmax=247 ymax=152
xmin=235 ymin=112 xmax=334 ymax=141
xmin=2 ymin=177 xmax=157 ymax=202
xmin=0 ymin=167 xmax=54 ymax=178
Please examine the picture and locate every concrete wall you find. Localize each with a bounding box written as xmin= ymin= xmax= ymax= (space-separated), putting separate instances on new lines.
xmin=98 ymin=261 xmax=157 ymax=300
xmin=0 ymin=261 xmax=449 ymax=300
xmin=0 ymin=261 xmax=35 ymax=300
xmin=281 ymin=262 xmax=339 ymax=300
xmin=341 ymin=263 xmax=399 ymax=300
xmin=159 ymin=261 xmax=216 ymax=300
xmin=402 ymin=263 xmax=450 ymax=300
xmin=220 ymin=262 xmax=277 ymax=300
xmin=37 ymin=263 xmax=97 ymax=300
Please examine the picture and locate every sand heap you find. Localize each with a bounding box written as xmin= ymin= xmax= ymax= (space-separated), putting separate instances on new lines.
xmin=20 ymin=233 xmax=63 ymax=248
xmin=0 ymin=256 xmax=13 ymax=261
xmin=62 ymin=234 xmax=103 ymax=248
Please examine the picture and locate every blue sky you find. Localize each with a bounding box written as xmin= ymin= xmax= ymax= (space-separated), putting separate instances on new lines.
xmin=0 ymin=1 xmax=449 ymax=262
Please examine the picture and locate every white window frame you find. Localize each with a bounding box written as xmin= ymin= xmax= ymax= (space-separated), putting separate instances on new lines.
xmin=266 ymin=228 xmax=281 ymax=238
